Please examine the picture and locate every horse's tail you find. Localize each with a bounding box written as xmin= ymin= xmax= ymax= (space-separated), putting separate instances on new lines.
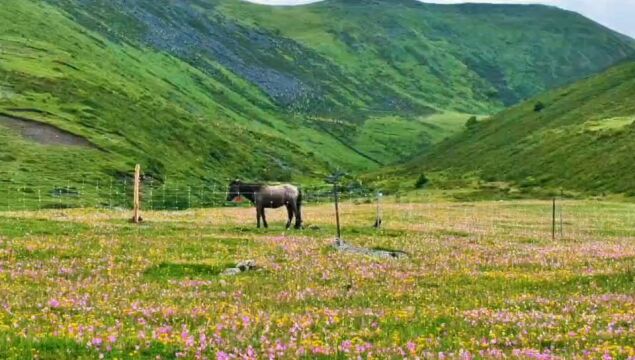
xmin=296 ymin=188 xmax=303 ymax=224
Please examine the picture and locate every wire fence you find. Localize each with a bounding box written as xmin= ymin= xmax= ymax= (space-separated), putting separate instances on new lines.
xmin=0 ymin=178 xmax=379 ymax=211
xmin=1 ymin=178 xmax=633 ymax=241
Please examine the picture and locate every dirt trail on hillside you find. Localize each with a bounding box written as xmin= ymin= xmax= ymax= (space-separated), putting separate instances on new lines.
xmin=0 ymin=113 xmax=95 ymax=148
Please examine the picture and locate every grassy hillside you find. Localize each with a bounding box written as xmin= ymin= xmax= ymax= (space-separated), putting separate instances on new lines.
xmin=0 ymin=0 xmax=634 ymax=207
xmin=399 ymin=60 xmax=635 ymax=196
xmin=220 ymin=0 xmax=635 ymax=110
xmin=0 ymin=0 xmax=364 ymax=188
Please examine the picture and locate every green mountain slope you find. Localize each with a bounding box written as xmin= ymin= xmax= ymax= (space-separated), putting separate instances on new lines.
xmin=402 ymin=60 xmax=635 ymax=195
xmin=0 ymin=0 xmax=634 ymax=207
xmin=220 ymin=0 xmax=635 ymax=110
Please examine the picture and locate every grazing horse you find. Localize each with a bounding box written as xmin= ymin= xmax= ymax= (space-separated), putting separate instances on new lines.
xmin=226 ymin=180 xmax=303 ymax=229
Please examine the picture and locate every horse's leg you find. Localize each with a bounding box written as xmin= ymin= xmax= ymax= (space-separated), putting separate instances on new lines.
xmin=294 ymin=193 xmax=303 ymax=229
xmin=293 ymin=202 xmax=302 ymax=229
xmin=285 ymin=204 xmax=293 ymax=229
xmin=256 ymin=206 xmax=261 ymax=228
xmin=289 ymin=202 xmax=300 ymax=229
xmin=262 ymin=207 xmax=268 ymax=228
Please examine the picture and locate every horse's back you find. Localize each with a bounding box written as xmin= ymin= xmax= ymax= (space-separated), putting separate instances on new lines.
xmin=259 ymin=184 xmax=299 ymax=208
xmin=266 ymin=184 xmax=299 ymax=195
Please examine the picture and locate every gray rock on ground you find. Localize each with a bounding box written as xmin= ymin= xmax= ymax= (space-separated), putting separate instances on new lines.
xmin=222 ymin=260 xmax=257 ymax=276
xmin=221 ymin=267 xmax=241 ymax=276
xmin=236 ymin=260 xmax=257 ymax=272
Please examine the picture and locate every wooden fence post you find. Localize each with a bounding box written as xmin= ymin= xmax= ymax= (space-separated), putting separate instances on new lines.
xmin=326 ymin=171 xmax=346 ymax=243
xmin=552 ymin=197 xmax=556 ymax=240
xmin=374 ymin=192 xmax=383 ymax=229
xmin=132 ymin=164 xmax=142 ymax=223
xmin=334 ymin=182 xmax=341 ymax=239
xmin=560 ymin=189 xmax=564 ymax=238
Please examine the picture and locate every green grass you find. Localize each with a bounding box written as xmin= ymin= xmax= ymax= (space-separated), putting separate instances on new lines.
xmin=584 ymin=116 xmax=635 ymax=132
xmin=401 ymin=60 xmax=635 ymax=195
xmin=143 ymin=262 xmax=234 ymax=280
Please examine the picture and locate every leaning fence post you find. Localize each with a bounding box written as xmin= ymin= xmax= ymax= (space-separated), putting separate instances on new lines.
xmin=132 ymin=164 xmax=142 ymax=223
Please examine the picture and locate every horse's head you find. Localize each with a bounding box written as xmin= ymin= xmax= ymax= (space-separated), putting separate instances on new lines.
xmin=226 ymin=179 xmax=242 ymax=202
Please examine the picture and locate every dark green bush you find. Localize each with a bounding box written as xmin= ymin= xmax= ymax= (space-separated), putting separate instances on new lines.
xmin=465 ymin=116 xmax=479 ymax=130
xmin=415 ymin=174 xmax=429 ymax=189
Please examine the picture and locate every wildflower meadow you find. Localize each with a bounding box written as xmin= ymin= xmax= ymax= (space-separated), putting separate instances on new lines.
xmin=0 ymin=198 xmax=634 ymax=359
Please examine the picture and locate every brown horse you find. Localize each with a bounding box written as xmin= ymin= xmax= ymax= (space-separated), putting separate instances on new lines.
xmin=227 ymin=180 xmax=303 ymax=229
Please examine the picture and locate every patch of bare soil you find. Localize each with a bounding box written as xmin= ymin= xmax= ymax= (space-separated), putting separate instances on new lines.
xmin=0 ymin=113 xmax=95 ymax=148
